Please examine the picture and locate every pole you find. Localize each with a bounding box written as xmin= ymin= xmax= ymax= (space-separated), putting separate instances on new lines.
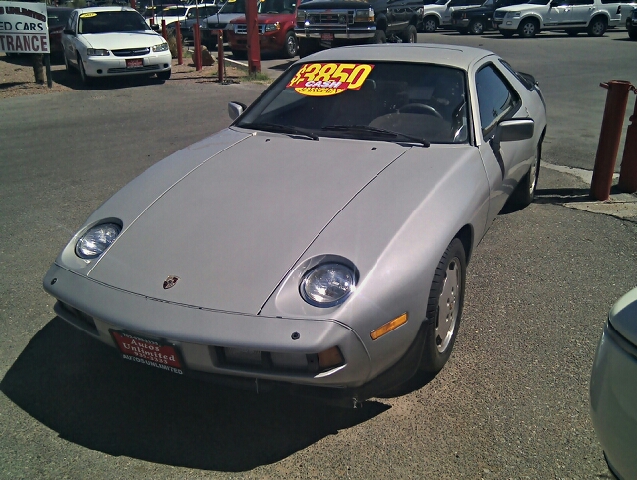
xmin=245 ymin=0 xmax=261 ymax=74
xmin=217 ymin=29 xmax=224 ymax=83
xmin=176 ymin=18 xmax=183 ymax=65
xmin=618 ymin=92 xmax=637 ymax=193
xmin=44 ymin=54 xmax=52 ymax=88
xmin=590 ymin=80 xmax=632 ymax=201
xmin=193 ymin=23 xmax=202 ymax=71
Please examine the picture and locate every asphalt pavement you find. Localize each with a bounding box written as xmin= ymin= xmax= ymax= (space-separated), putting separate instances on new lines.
xmin=1 ymin=30 xmax=636 ymax=479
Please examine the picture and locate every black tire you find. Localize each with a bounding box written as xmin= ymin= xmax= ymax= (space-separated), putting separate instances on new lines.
xmin=298 ymin=39 xmax=317 ymax=58
xmin=630 ymin=28 xmax=637 ymax=41
xmin=419 ymin=238 xmax=466 ymax=374
xmin=401 ymin=24 xmax=417 ymax=43
xmin=157 ymin=69 xmax=171 ymax=81
xmin=500 ymin=28 xmax=514 ymax=37
xmin=422 ymin=15 xmax=438 ymax=33
xmin=469 ymin=19 xmax=485 ymax=35
xmin=78 ymin=54 xmax=93 ymax=86
xmin=565 ymin=28 xmax=579 ymax=36
xmin=458 ymin=27 xmax=469 ymax=35
xmin=282 ymin=31 xmax=298 ymax=58
xmin=231 ymin=49 xmax=247 ymax=60
xmin=370 ymin=29 xmax=386 ymax=44
xmin=509 ymin=137 xmax=542 ymax=209
xmin=518 ymin=18 xmax=539 ymax=38
xmin=587 ymin=16 xmax=606 ymax=37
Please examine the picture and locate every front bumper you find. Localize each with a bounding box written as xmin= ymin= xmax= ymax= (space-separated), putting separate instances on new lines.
xmin=498 ymin=18 xmax=520 ymax=30
xmin=295 ymin=26 xmax=376 ymax=41
xmin=83 ymin=50 xmax=172 ymax=77
xmin=590 ymin=322 xmax=637 ymax=480
xmin=452 ymin=18 xmax=470 ymax=27
xmin=44 ymin=264 xmax=373 ymax=390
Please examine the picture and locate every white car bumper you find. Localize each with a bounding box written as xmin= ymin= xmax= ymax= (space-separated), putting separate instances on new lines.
xmin=84 ymin=50 xmax=172 ymax=77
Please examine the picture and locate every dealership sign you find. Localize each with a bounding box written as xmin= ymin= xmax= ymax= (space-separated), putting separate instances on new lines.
xmin=0 ymin=2 xmax=49 ymax=54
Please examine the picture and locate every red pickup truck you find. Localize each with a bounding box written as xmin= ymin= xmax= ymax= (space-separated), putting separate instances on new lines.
xmin=226 ymin=0 xmax=299 ymax=58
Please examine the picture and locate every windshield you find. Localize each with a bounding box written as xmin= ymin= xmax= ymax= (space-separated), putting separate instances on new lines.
xmin=79 ymin=11 xmax=151 ymax=34
xmin=259 ymin=0 xmax=297 ymax=14
xmin=236 ymin=62 xmax=468 ymax=144
xmin=48 ymin=9 xmax=72 ymax=27
xmin=186 ymin=6 xmax=219 ymax=19
xmin=155 ymin=7 xmax=188 ymax=17
xmin=481 ymin=0 xmax=495 ymax=6
xmin=434 ymin=0 xmax=448 ymax=5
xmin=219 ymin=0 xmax=247 ymax=14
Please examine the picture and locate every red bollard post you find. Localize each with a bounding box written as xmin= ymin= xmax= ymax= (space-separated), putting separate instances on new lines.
xmin=161 ymin=20 xmax=167 ymax=41
xmin=590 ymin=80 xmax=633 ymax=201
xmin=217 ymin=29 xmax=224 ymax=84
xmin=245 ymin=0 xmax=261 ymax=74
xmin=618 ymin=93 xmax=637 ymax=193
xmin=192 ymin=23 xmax=202 ymax=71
xmin=175 ymin=20 xmax=183 ymax=65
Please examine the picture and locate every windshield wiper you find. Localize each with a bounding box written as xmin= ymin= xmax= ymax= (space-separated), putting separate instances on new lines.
xmin=321 ymin=125 xmax=430 ymax=147
xmin=239 ymin=122 xmax=319 ymax=141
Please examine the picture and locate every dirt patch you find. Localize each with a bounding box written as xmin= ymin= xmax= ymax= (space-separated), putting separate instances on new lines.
xmin=0 ymin=52 xmax=258 ymax=100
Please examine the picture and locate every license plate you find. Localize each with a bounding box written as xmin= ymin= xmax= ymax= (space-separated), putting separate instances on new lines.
xmin=111 ymin=330 xmax=184 ymax=374
xmin=126 ymin=58 xmax=143 ymax=68
xmin=320 ymin=33 xmax=334 ymax=41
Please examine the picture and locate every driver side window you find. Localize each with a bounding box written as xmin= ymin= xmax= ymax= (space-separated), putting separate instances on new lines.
xmin=475 ymin=64 xmax=520 ymax=137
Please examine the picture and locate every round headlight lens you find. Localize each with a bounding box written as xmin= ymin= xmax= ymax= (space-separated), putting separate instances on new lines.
xmin=76 ymin=223 xmax=121 ymax=259
xmin=301 ymin=263 xmax=356 ymax=307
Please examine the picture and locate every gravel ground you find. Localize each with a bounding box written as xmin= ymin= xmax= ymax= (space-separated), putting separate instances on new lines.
xmin=0 ymin=52 xmax=250 ymax=100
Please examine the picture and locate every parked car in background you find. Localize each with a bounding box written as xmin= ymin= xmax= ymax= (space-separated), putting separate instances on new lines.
xmin=47 ymin=6 xmax=74 ymax=57
xmin=177 ymin=4 xmax=222 ymax=42
xmin=495 ymin=0 xmax=621 ymax=37
xmin=627 ymin=5 xmax=637 ymax=39
xmin=200 ymin=0 xmax=248 ymax=48
xmin=295 ymin=0 xmax=421 ymax=57
xmin=227 ymin=0 xmax=299 ymax=58
xmin=590 ymin=286 xmax=637 ymax=480
xmin=451 ymin=0 xmax=528 ymax=33
xmin=419 ymin=0 xmax=484 ymax=32
xmin=147 ymin=3 xmax=218 ymax=28
xmin=43 ymin=43 xmax=546 ymax=406
xmin=62 ymin=7 xmax=172 ymax=85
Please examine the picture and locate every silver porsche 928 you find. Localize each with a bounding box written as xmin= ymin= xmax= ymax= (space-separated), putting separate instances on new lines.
xmin=44 ymin=43 xmax=547 ymax=406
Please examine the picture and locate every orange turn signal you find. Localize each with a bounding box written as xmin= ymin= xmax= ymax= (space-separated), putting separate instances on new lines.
xmin=370 ymin=313 xmax=408 ymax=340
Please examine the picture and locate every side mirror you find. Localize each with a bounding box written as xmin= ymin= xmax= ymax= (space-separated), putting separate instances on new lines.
xmin=496 ymin=118 xmax=534 ymax=143
xmin=63 ymin=28 xmax=74 ymax=35
xmin=228 ymin=101 xmax=247 ymax=120
xmin=151 ymin=24 xmax=160 ymax=31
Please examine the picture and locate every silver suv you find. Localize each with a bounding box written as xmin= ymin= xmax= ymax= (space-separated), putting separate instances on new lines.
xmin=495 ymin=0 xmax=621 ymax=37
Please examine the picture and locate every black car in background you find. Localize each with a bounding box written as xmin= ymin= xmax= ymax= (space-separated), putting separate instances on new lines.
xmin=628 ymin=6 xmax=637 ymax=40
xmin=47 ymin=7 xmax=74 ymax=56
xmin=451 ymin=0 xmax=528 ymax=34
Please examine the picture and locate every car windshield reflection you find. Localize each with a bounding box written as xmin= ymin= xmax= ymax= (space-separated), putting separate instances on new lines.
xmin=237 ymin=62 xmax=469 ymax=144
xmin=79 ymin=11 xmax=151 ymax=33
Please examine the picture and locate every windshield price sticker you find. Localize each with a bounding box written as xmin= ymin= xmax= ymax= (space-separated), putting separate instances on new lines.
xmin=79 ymin=12 xmax=97 ymax=18
xmin=287 ymin=63 xmax=374 ymax=96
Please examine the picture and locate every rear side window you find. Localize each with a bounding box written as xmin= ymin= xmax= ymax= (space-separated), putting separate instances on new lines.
xmin=475 ymin=64 xmax=520 ymax=135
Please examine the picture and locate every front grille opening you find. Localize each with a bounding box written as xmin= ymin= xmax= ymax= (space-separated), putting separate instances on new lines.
xmin=57 ymin=302 xmax=98 ymax=334
xmin=214 ymin=346 xmax=343 ymax=374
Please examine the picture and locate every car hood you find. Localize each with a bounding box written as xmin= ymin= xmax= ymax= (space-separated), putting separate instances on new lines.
xmin=609 ymin=287 xmax=637 ymax=346
xmin=78 ymin=31 xmax=165 ymax=49
xmin=206 ymin=13 xmax=244 ymax=25
xmin=83 ymin=130 xmax=407 ymax=314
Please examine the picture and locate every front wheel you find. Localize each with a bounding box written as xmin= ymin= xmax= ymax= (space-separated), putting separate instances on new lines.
xmin=587 ymin=16 xmax=606 ymax=37
xmin=518 ymin=19 xmax=538 ymax=38
xmin=78 ymin=54 xmax=92 ymax=86
xmin=469 ymin=19 xmax=485 ymax=35
xmin=157 ymin=70 xmax=171 ymax=81
xmin=422 ymin=15 xmax=438 ymax=33
xmin=282 ymin=31 xmax=298 ymax=58
xmin=419 ymin=238 xmax=466 ymax=374
xmin=509 ymin=138 xmax=542 ymax=209
xmin=401 ymin=24 xmax=417 ymax=43
xmin=370 ymin=29 xmax=386 ymax=44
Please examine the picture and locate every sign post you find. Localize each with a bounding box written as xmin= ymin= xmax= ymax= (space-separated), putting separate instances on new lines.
xmin=0 ymin=2 xmax=51 ymax=86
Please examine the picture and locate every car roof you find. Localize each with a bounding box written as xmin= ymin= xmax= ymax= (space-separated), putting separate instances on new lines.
xmin=303 ymin=44 xmax=494 ymax=70
xmin=75 ymin=6 xmax=139 ymax=14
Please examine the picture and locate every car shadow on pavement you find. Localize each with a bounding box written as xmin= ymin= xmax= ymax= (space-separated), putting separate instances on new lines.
xmin=0 ymin=317 xmax=389 ymax=471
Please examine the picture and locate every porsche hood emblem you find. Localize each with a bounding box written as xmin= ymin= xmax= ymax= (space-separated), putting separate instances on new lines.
xmin=163 ymin=276 xmax=179 ymax=289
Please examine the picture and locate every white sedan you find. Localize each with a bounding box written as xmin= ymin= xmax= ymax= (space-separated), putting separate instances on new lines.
xmin=62 ymin=7 xmax=172 ymax=85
